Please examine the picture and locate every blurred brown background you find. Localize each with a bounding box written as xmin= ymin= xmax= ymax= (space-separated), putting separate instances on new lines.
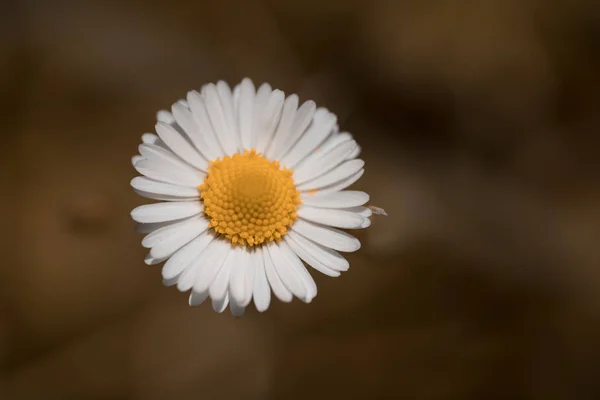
xmin=2 ymin=0 xmax=600 ymax=398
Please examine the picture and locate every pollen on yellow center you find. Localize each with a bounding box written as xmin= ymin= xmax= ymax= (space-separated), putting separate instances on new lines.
xmin=199 ymin=149 xmax=301 ymax=247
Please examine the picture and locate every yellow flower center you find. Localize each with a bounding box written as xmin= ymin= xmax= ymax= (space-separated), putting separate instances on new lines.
xmin=199 ymin=149 xmax=301 ymax=246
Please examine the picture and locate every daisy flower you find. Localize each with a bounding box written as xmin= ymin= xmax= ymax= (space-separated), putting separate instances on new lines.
xmin=130 ymin=78 xmax=382 ymax=316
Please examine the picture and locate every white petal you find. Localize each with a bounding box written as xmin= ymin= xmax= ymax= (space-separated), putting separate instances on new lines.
xmin=144 ymin=253 xmax=168 ymax=266
xmin=176 ymin=260 xmax=201 ymax=292
xmin=228 ymin=246 xmax=248 ymax=306
xmin=297 ymin=205 xmax=366 ymax=229
xmin=142 ymin=216 xmax=205 ymax=248
xmin=252 ymin=246 xmax=271 ymax=312
xmin=249 ymin=83 xmax=272 ymax=149
xmin=317 ymin=169 xmax=365 ymax=195
xmin=216 ymin=81 xmax=240 ymax=151
xmin=347 ymin=206 xmax=373 ymax=218
xmin=319 ymin=132 xmax=353 ymax=154
xmin=209 ymin=248 xmax=235 ymax=303
xmin=135 ymin=220 xmax=177 ymax=235
xmin=189 ymin=289 xmax=210 ymax=306
xmin=131 ymin=177 xmax=200 ymax=199
xmin=133 ymin=189 xmax=199 ymax=202
xmin=280 ymin=108 xmax=336 ymax=168
xmin=135 ymin=145 xmax=205 ymax=187
xmin=143 ymin=216 xmax=209 ymax=260
xmin=347 ymin=144 xmax=361 ymax=159
xmin=287 ymin=132 xmax=351 ymax=173
xmin=300 ymin=190 xmax=369 ymax=208
xmin=138 ymin=143 xmax=199 ymax=175
xmin=192 ymin=239 xmax=233 ymax=294
xmin=283 ymin=235 xmax=340 ymax=277
xmin=171 ymin=102 xmax=213 ymax=165
xmin=266 ymin=242 xmax=308 ymax=302
xmin=275 ymin=100 xmax=316 ymax=160
xmin=263 ymin=242 xmax=293 ymax=302
xmin=293 ymin=139 xmax=357 ymax=184
xmin=142 ymin=133 xmax=161 ymax=145
xmin=187 ymin=90 xmax=225 ymax=160
xmin=264 ymin=94 xmax=299 ymax=159
xmin=203 ymin=83 xmax=238 ymax=155
xmin=155 ymin=121 xmax=208 ymax=171
xmin=212 ymin=291 xmax=229 ymax=313
xmin=161 ymin=231 xmax=215 ymax=280
xmin=176 ymin=238 xmax=224 ymax=292
xmin=233 ymin=83 xmax=241 ymax=115
xmin=291 ymin=219 xmax=360 ymax=253
xmin=361 ymin=217 xmax=371 ymax=228
xmin=242 ymin=250 xmax=258 ymax=307
xmin=255 ymin=89 xmax=285 ymax=153
xmin=162 ymin=276 xmax=179 ymax=287
xmin=131 ymin=155 xmax=144 ymax=167
xmin=297 ymin=158 xmax=364 ymax=192
xmin=237 ymin=78 xmax=256 ymax=150
xmin=279 ymin=241 xmax=317 ymax=301
xmin=150 ymin=225 xmax=209 ymax=262
xmin=157 ymin=110 xmax=175 ymax=124
xmin=300 ymin=169 xmax=365 ymax=195
xmin=286 ymin=230 xmax=349 ymax=271
xmin=134 ymin=159 xmax=203 ymax=188
xmin=131 ymin=201 xmax=203 ymax=223
xmin=229 ymin=296 xmax=246 ymax=317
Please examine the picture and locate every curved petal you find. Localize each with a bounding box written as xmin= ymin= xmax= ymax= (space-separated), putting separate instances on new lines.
xmin=228 ymin=246 xmax=249 ymax=306
xmin=171 ymin=102 xmax=212 ymax=165
xmin=241 ymin=250 xmax=258 ymax=307
xmin=280 ymin=108 xmax=337 ymax=169
xmin=274 ymin=100 xmax=315 ymax=160
xmin=266 ymin=242 xmax=309 ymax=302
xmin=187 ymin=90 xmax=226 ymax=160
xmin=264 ymin=94 xmax=299 ymax=159
xmin=202 ymin=83 xmax=239 ymax=155
xmin=216 ymin=81 xmax=240 ymax=151
xmin=176 ymin=238 xmax=227 ymax=292
xmin=143 ymin=216 xmax=209 ymax=260
xmin=255 ymin=89 xmax=285 ymax=153
xmin=157 ymin=110 xmax=175 ymax=124
xmin=300 ymin=190 xmax=369 ymax=209
xmin=263 ymin=241 xmax=293 ymax=302
xmin=297 ymin=160 xmax=364 ymax=192
xmin=286 ymin=230 xmax=349 ymax=271
xmin=252 ymin=246 xmax=271 ymax=312
xmin=248 ymin=83 xmax=272 ymax=149
xmin=237 ymin=78 xmax=256 ymax=150
xmin=297 ymin=205 xmax=366 ymax=229
xmin=155 ymin=121 xmax=208 ymax=171
xmin=131 ymin=201 xmax=203 ymax=224
xmin=131 ymin=177 xmax=200 ymax=199
xmin=229 ymin=295 xmax=246 ymax=317
xmin=212 ymin=291 xmax=230 ymax=313
xmin=191 ymin=238 xmax=232 ymax=294
xmin=293 ymin=140 xmax=357 ymax=184
xmin=279 ymin=241 xmax=317 ymax=301
xmin=209 ymin=248 xmax=236 ymax=303
xmin=161 ymin=231 xmax=215 ymax=280
xmin=189 ymin=289 xmax=210 ymax=306
xmin=290 ymin=219 xmax=360 ymax=253
xmin=131 ymin=155 xmax=144 ymax=167
xmin=283 ymin=235 xmax=340 ymax=277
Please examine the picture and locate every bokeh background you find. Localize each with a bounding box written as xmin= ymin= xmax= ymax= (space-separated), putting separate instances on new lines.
xmin=2 ymin=0 xmax=600 ymax=398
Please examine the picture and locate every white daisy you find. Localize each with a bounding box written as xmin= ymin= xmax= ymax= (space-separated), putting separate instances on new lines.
xmin=130 ymin=78 xmax=382 ymax=316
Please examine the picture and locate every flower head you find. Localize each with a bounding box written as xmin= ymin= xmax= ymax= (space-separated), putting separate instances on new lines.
xmin=130 ymin=78 xmax=380 ymax=316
